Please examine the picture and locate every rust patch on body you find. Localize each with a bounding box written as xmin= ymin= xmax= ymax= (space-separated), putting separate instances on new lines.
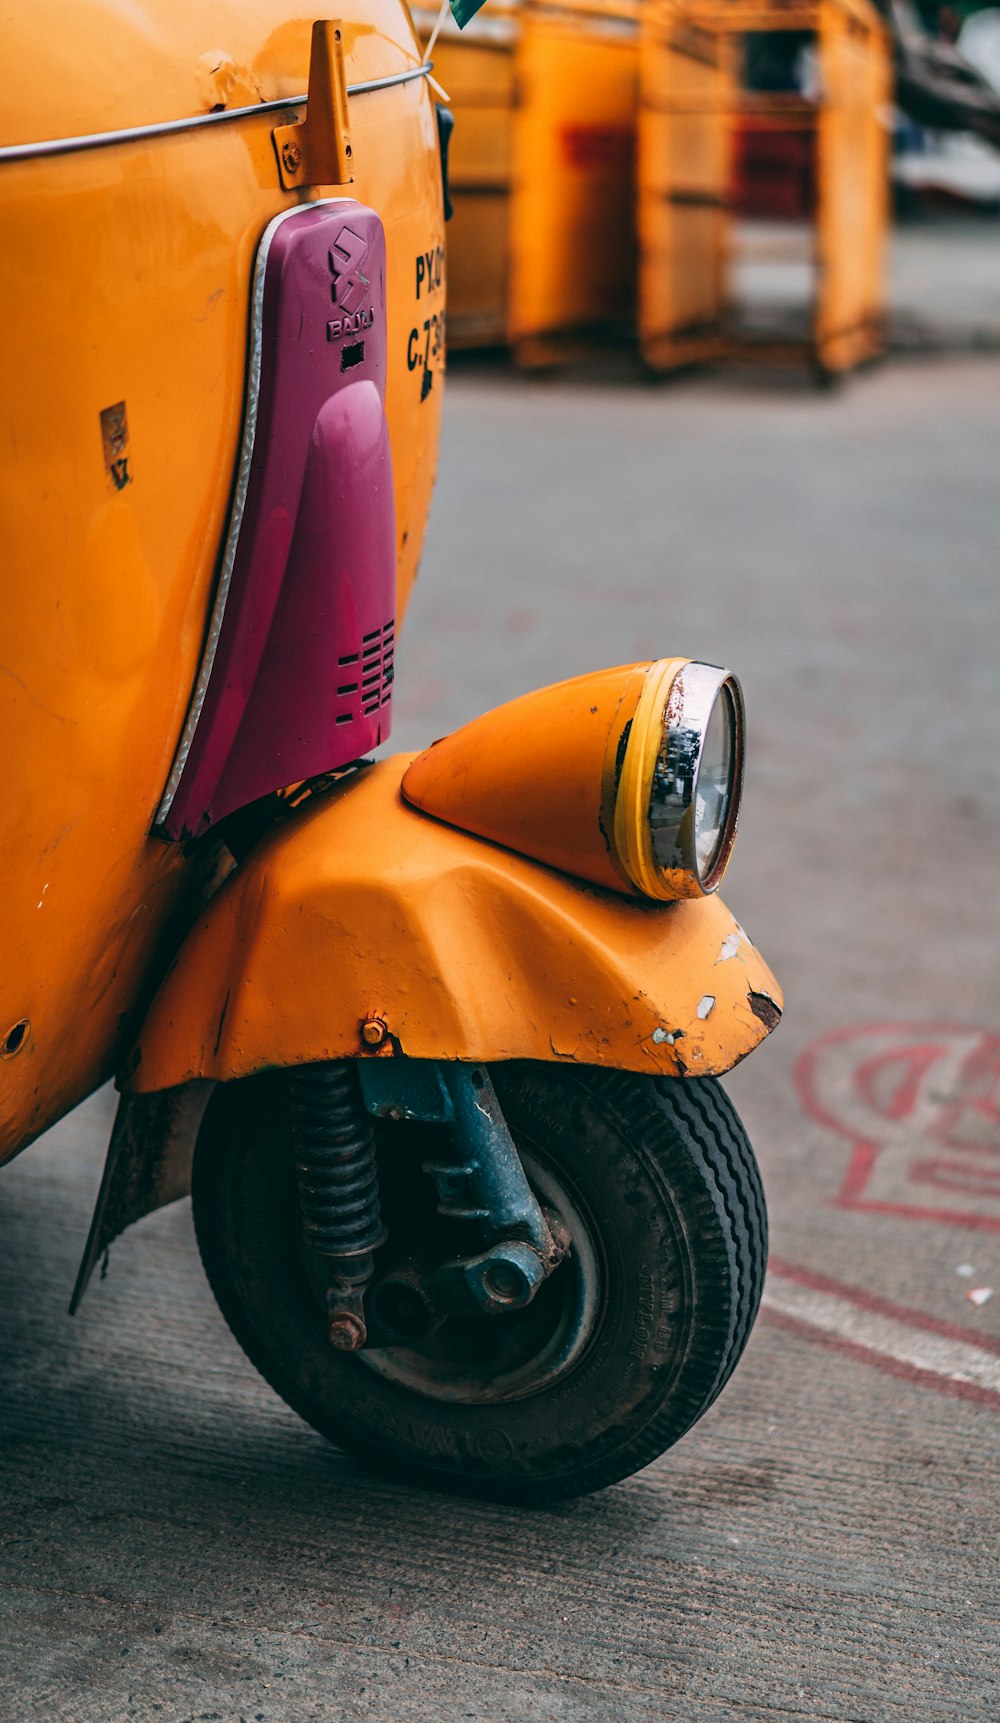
xmin=99 ymin=401 xmax=131 ymax=491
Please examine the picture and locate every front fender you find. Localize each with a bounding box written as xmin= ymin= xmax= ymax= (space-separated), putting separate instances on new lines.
xmin=128 ymin=755 xmax=781 ymax=1093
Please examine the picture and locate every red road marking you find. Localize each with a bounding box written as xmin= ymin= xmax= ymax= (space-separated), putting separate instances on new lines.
xmin=795 ymin=1021 xmax=1000 ymax=1232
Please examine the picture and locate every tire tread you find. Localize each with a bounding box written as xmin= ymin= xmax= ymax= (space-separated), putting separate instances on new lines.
xmin=193 ymin=1066 xmax=768 ymax=1504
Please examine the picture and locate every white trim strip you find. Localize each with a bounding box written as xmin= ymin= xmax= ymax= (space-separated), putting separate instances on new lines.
xmin=0 ymin=64 xmax=434 ymax=166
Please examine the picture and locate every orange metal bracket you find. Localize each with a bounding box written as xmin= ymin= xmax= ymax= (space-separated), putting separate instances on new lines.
xmin=273 ymin=20 xmax=354 ymax=190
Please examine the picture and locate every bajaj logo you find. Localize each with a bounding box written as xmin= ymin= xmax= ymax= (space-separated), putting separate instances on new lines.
xmin=327 ymin=224 xmax=376 ymax=343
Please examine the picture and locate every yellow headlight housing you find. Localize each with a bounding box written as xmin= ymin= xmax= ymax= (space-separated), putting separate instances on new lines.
xmin=401 ymin=657 xmax=745 ymax=902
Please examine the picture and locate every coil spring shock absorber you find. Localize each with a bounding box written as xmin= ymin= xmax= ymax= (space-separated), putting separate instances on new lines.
xmin=288 ymin=1062 xmax=387 ymax=1351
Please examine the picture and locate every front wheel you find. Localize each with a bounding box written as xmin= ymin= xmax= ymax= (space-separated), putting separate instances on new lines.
xmin=192 ymin=1063 xmax=767 ymax=1504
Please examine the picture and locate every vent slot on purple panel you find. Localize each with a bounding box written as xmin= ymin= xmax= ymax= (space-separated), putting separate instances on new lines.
xmin=335 ymin=616 xmax=396 ymax=723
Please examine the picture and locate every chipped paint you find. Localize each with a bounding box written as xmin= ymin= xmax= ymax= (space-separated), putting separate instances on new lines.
xmin=717 ymin=929 xmax=743 ymax=962
xmin=211 ymin=987 xmax=232 ymax=1059
xmin=128 ymin=756 xmax=783 ymax=1094
xmin=748 ymin=991 xmax=782 ymax=1031
xmin=697 ymin=994 xmax=716 ymax=1019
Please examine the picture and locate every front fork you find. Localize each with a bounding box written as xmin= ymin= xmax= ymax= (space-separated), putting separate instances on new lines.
xmin=289 ymin=1059 xmax=569 ymax=1351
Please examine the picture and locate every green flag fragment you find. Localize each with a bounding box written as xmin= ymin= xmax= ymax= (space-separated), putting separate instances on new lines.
xmin=449 ymin=0 xmax=488 ymax=27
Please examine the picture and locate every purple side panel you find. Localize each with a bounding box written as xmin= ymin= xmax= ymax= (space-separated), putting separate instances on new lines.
xmin=162 ymin=202 xmax=395 ymax=840
xmin=212 ymin=386 xmax=395 ymax=817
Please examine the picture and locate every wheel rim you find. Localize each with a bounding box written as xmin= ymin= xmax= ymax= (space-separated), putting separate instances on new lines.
xmin=357 ymin=1148 xmax=602 ymax=1406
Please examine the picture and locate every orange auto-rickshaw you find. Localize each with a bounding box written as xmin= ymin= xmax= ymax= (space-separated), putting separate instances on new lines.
xmin=413 ymin=0 xmax=642 ymax=367
xmin=0 ymin=0 xmax=781 ymax=1502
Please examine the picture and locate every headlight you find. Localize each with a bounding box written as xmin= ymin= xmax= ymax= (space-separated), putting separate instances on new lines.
xmin=401 ymin=655 xmax=744 ymax=903
xmin=613 ymin=660 xmax=744 ymax=900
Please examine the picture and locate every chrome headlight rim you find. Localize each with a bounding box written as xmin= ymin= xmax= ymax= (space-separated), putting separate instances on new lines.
xmin=612 ymin=658 xmax=745 ymax=901
xmin=653 ymin=661 xmax=744 ymax=895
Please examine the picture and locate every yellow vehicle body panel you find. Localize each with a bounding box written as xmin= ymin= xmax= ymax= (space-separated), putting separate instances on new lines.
xmin=128 ymin=755 xmax=782 ymax=1093
xmin=421 ymin=9 xmax=517 ymax=345
xmin=509 ymin=0 xmax=640 ymax=366
xmin=638 ymin=0 xmax=889 ymax=375
xmin=815 ymin=0 xmax=891 ymax=371
xmin=0 ymin=0 xmax=444 ymax=1159
xmin=419 ymin=0 xmax=639 ymax=362
xmin=638 ymin=11 xmax=733 ymax=370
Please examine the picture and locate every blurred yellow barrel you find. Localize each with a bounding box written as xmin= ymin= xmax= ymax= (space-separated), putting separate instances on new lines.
xmin=638 ymin=0 xmax=891 ymax=380
xmin=419 ymin=0 xmax=641 ymax=365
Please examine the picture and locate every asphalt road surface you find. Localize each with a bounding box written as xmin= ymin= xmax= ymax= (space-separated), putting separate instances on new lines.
xmin=2 ymin=349 xmax=998 ymax=1722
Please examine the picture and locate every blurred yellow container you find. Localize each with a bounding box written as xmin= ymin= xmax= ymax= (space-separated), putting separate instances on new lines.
xmin=418 ymin=0 xmax=640 ymax=365
xmin=638 ymin=0 xmax=891 ymax=379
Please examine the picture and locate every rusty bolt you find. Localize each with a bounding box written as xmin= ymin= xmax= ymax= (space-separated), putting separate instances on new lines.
xmin=281 ymin=140 xmax=303 ymax=174
xmin=328 ymin=1312 xmax=367 ymax=1351
xmin=361 ymin=1016 xmax=388 ymax=1047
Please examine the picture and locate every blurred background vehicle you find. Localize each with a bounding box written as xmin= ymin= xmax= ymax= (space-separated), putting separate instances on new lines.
xmin=413 ymin=0 xmax=640 ymax=363
xmin=422 ymin=0 xmax=999 ymax=373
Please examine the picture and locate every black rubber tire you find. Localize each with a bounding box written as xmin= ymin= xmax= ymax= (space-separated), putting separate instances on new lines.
xmin=192 ymin=1062 xmax=767 ymax=1504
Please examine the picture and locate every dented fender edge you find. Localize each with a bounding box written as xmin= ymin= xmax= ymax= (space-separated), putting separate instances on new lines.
xmin=124 ymin=753 xmax=782 ymax=1094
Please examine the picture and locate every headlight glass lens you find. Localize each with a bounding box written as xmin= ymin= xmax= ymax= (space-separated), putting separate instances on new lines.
xmin=641 ymin=662 xmax=744 ymax=897
xmin=694 ymin=684 xmax=736 ymax=878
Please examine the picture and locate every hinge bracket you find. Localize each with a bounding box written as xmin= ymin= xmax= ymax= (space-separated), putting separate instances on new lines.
xmin=273 ymin=20 xmax=354 ymax=191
